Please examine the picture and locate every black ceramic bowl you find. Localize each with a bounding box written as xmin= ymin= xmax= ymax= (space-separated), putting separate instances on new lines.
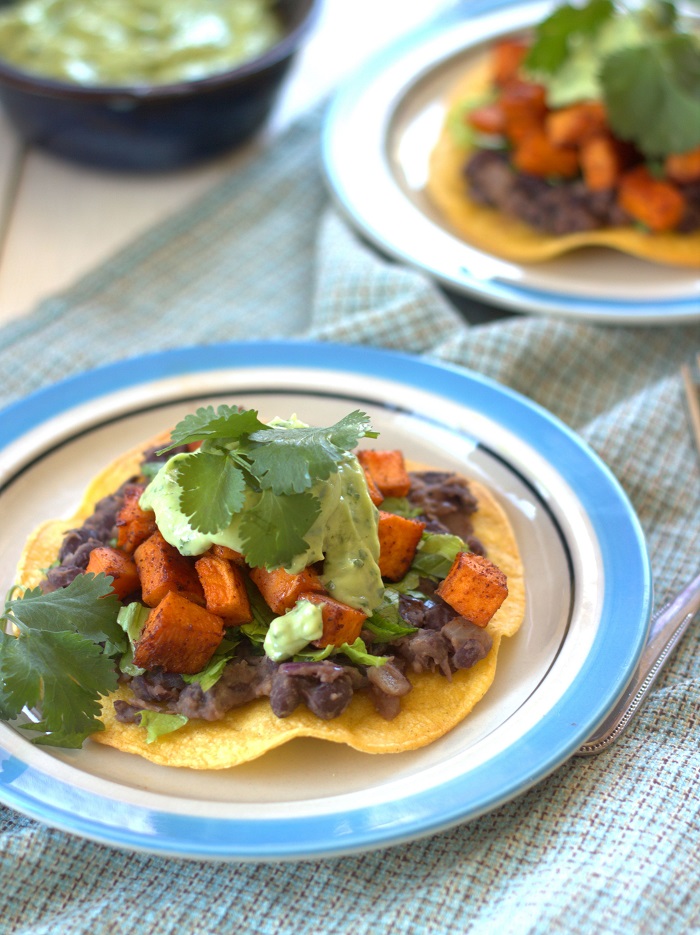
xmin=0 ymin=0 xmax=319 ymax=170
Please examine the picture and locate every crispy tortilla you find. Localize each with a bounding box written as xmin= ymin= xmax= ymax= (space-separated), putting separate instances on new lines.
xmin=17 ymin=439 xmax=525 ymax=769
xmin=426 ymin=56 xmax=700 ymax=268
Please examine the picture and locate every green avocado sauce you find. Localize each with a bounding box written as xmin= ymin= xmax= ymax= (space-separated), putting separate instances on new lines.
xmin=0 ymin=0 xmax=282 ymax=86
xmin=140 ymin=453 xmax=384 ymax=615
xmin=263 ymin=599 xmax=324 ymax=662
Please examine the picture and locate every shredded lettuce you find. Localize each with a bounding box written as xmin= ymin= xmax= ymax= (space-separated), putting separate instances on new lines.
xmin=116 ymin=601 xmax=149 ymax=676
xmin=137 ymin=710 xmax=188 ymax=743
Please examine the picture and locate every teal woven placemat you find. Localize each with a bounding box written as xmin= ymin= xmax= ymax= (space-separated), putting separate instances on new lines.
xmin=1 ymin=110 xmax=699 ymax=935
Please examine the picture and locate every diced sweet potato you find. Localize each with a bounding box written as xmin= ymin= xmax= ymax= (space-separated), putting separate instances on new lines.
xmin=512 ymin=130 xmax=580 ymax=178
xmin=134 ymin=531 xmax=204 ymax=608
xmin=250 ymin=565 xmax=325 ymax=615
xmin=436 ymin=552 xmax=508 ymax=628
xmin=301 ymin=592 xmax=367 ymax=648
xmin=210 ymin=544 xmax=247 ymax=565
xmin=468 ymin=102 xmax=507 ymax=137
xmin=580 ymin=133 xmax=628 ymax=191
xmin=356 ymin=449 xmax=411 ymax=498
xmin=665 ymin=146 xmax=700 ymax=184
xmin=85 ymin=546 xmax=140 ymax=600
xmin=133 ymin=590 xmax=224 ymax=674
xmin=115 ymin=484 xmax=157 ymax=554
xmin=546 ymin=101 xmax=607 ymax=148
xmin=377 ymin=511 xmax=426 ymax=582
xmin=360 ymin=466 xmax=384 ymax=507
xmin=501 ymin=80 xmax=548 ymax=144
xmin=195 ymin=553 xmax=252 ymax=625
xmin=492 ymin=38 xmax=529 ymax=87
xmin=617 ymin=165 xmax=686 ymax=232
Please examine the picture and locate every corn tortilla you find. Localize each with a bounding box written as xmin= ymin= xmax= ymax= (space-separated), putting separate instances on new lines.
xmin=426 ymin=56 xmax=700 ymax=269
xmin=17 ymin=439 xmax=525 ymax=769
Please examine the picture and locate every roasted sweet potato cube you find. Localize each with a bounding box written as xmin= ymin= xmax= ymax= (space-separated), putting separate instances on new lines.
xmin=361 ymin=466 xmax=384 ymax=507
xmin=580 ymin=133 xmax=628 ymax=191
xmin=249 ymin=565 xmax=325 ymax=615
xmin=134 ymin=531 xmax=204 ymax=608
xmin=210 ymin=544 xmax=247 ymax=565
xmin=195 ymin=553 xmax=252 ymax=625
xmin=492 ymin=38 xmax=529 ymax=87
xmin=377 ymin=511 xmax=426 ymax=582
xmin=546 ymin=101 xmax=607 ymax=148
xmin=133 ymin=590 xmax=224 ymax=674
xmin=501 ymin=79 xmax=548 ymax=143
xmin=436 ymin=552 xmax=508 ymax=628
xmin=86 ymin=546 xmax=140 ymax=600
xmin=501 ymin=79 xmax=547 ymax=118
xmin=617 ymin=165 xmax=685 ymax=232
xmin=665 ymin=145 xmax=700 ymax=184
xmin=356 ymin=449 xmax=411 ymax=498
xmin=468 ymin=102 xmax=507 ymax=137
xmin=302 ymin=592 xmax=368 ymax=648
xmin=512 ymin=130 xmax=580 ymax=178
xmin=115 ymin=484 xmax=157 ymax=553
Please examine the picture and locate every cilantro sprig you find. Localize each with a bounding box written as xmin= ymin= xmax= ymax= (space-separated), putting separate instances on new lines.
xmin=160 ymin=406 xmax=378 ymax=569
xmin=601 ymin=35 xmax=700 ymax=157
xmin=0 ymin=575 xmax=123 ymax=747
xmin=525 ymin=0 xmax=700 ymax=158
xmin=526 ymin=0 xmax=615 ymax=73
xmin=159 ymin=405 xmax=267 ymax=452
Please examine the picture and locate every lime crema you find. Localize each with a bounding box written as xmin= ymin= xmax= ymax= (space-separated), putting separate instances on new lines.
xmin=0 ymin=0 xmax=283 ymax=86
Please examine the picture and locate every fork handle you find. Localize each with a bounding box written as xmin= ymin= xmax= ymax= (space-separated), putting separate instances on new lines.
xmin=575 ymin=571 xmax=700 ymax=756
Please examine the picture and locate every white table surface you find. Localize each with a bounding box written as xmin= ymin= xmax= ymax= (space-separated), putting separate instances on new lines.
xmin=0 ymin=0 xmax=453 ymax=326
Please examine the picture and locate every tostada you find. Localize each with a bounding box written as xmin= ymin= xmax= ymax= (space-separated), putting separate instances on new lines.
xmin=427 ymin=0 xmax=700 ymax=267
xmin=1 ymin=406 xmax=524 ymax=768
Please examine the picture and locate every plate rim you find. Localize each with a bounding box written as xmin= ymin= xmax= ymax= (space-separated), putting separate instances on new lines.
xmin=0 ymin=340 xmax=652 ymax=860
xmin=321 ymin=0 xmax=700 ymax=324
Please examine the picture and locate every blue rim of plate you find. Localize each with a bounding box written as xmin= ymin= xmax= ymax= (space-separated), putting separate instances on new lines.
xmin=0 ymin=341 xmax=652 ymax=860
xmin=321 ymin=0 xmax=700 ymax=323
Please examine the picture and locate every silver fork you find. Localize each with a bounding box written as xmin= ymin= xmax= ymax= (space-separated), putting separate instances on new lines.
xmin=576 ymin=360 xmax=700 ymax=756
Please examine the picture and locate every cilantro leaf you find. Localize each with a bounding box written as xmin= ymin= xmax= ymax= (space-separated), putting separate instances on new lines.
xmin=175 ymin=451 xmax=247 ymax=534
xmin=159 ymin=405 xmax=267 ymax=453
xmin=601 ymin=36 xmax=700 ymax=157
xmin=0 ymin=629 xmax=118 ymax=745
xmin=246 ymin=411 xmax=377 ymax=495
xmin=526 ymin=0 xmax=614 ymax=74
xmin=240 ymin=489 xmax=320 ymax=568
xmin=4 ymin=574 xmax=123 ymax=649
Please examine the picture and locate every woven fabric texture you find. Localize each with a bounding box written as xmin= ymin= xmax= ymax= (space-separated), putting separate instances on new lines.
xmin=0 ymin=110 xmax=698 ymax=935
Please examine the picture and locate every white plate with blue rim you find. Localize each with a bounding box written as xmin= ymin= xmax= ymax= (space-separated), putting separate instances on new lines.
xmin=322 ymin=0 xmax=700 ymax=324
xmin=0 ymin=341 xmax=651 ymax=860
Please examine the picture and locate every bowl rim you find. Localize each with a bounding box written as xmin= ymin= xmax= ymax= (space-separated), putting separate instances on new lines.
xmin=0 ymin=0 xmax=320 ymax=100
